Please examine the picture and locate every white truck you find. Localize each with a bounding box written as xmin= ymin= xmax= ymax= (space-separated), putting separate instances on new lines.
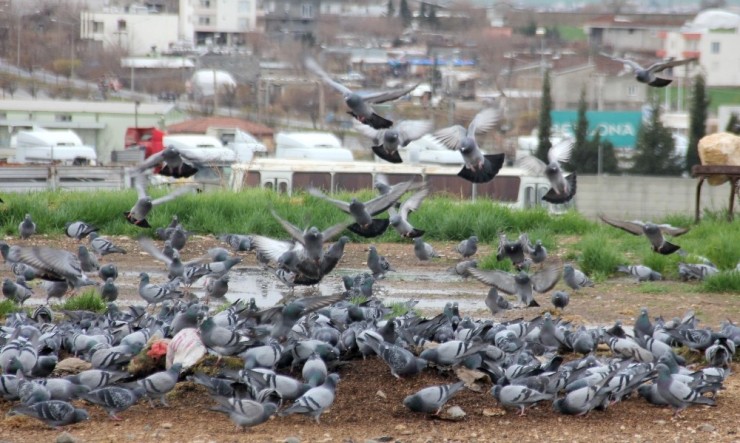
xmin=275 ymin=132 xmax=354 ymax=162
xmin=205 ymin=127 xmax=267 ymax=163
xmin=2 ymin=127 xmax=97 ymax=165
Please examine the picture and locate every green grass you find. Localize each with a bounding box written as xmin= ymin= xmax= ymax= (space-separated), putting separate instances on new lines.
xmin=636 ymin=282 xmax=673 ymax=294
xmin=575 ymin=231 xmax=626 ymax=279
xmin=702 ymin=271 xmax=740 ymax=293
xmin=385 ymin=301 xmax=418 ymax=319
xmin=57 ymin=289 xmax=107 ymax=313
xmin=557 ymin=26 xmax=587 ymax=42
xmin=0 ymin=300 xmax=21 ymax=317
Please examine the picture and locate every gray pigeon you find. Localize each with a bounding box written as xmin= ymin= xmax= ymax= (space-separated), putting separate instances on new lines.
xmin=491 ymin=384 xmax=553 ymax=416
xmin=367 ymin=245 xmax=394 ymax=279
xmin=138 ymin=272 xmax=182 ymax=306
xmin=219 ymin=234 xmax=254 ymax=252
xmin=82 ymin=386 xmax=146 ymax=419
xmin=279 ymin=373 xmax=340 ymax=423
xmin=305 ymin=55 xmax=416 ymax=130
xmin=550 ymin=291 xmax=570 ymax=310
xmin=601 ymin=53 xmax=697 ymax=87
xmin=485 ymin=287 xmax=511 ymax=315
xmin=413 ymin=237 xmax=438 ymax=261
xmin=678 ymin=263 xmax=718 ymax=281
xmin=205 ymin=275 xmax=230 ymax=304
xmin=7 ymin=245 xmax=95 ymax=288
xmin=199 ymin=317 xmax=254 ymax=356
xmin=404 ymin=381 xmax=466 ymax=414
xmin=354 ymin=120 xmax=433 ymax=163
xmin=133 ymin=145 xmax=208 ymax=179
xmin=2 ymin=277 xmax=33 ymax=305
xmin=359 ymin=334 xmax=426 ymax=379
xmin=137 ymin=363 xmax=182 ymax=407
xmin=11 ymin=400 xmax=89 ymax=428
xmin=449 ymin=259 xmax=478 ymax=278
xmin=302 ymin=352 xmax=328 ymax=388
xmin=170 ymin=225 xmax=189 ymax=251
xmin=65 ymin=221 xmax=97 ymax=241
xmin=42 ymin=280 xmax=69 ymax=303
xmin=528 ymin=240 xmax=548 ymax=264
xmin=209 ymin=395 xmax=278 ymax=431
xmin=617 ymin=265 xmax=662 ymax=282
xmin=98 ymin=263 xmax=118 ymax=281
xmin=77 ymin=245 xmax=99 ymax=272
xmin=563 ymin=264 xmax=594 ymax=290
xmin=599 ymin=214 xmax=689 ymax=255
xmin=655 ymin=363 xmax=716 ymax=415
xmin=124 ymin=174 xmax=197 ymax=228
xmin=516 ymin=139 xmax=576 ymax=204
xmin=456 ymin=235 xmax=479 ymax=259
xmin=388 ymin=186 xmax=429 ymax=238
xmin=99 ymin=278 xmax=119 ymax=303
xmin=19 ymin=214 xmax=36 ymax=239
xmin=65 ymin=369 xmax=129 ymax=391
xmin=433 ymin=108 xmax=506 ymax=183
xmin=469 ymin=266 xmax=561 ymax=307
xmin=89 ymin=232 xmax=127 ymax=256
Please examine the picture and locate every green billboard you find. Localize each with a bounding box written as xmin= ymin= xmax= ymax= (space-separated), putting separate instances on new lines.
xmin=551 ymin=110 xmax=642 ymax=149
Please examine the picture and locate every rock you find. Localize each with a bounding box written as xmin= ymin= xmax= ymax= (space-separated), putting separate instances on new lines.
xmin=160 ymin=422 xmax=173 ymax=429
xmin=394 ymin=425 xmax=407 ymax=431
xmin=375 ymin=390 xmax=386 ymax=399
xmin=443 ymin=405 xmax=466 ymax=421
xmin=482 ymin=408 xmax=504 ymax=417
xmin=53 ymin=358 xmax=91 ymax=375
xmin=654 ymin=420 xmax=666 ymax=426
xmin=697 ymin=423 xmax=716 ymax=433
xmin=285 ymin=437 xmax=301 ymax=443
xmin=56 ymin=432 xmax=78 ymax=443
xmin=698 ymin=132 xmax=740 ymax=185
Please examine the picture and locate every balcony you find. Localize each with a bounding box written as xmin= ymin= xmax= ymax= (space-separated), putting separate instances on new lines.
xmin=682 ymin=50 xmax=700 ymax=58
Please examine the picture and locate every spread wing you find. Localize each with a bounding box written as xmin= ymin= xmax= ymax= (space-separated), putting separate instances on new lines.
xmin=307 ymin=188 xmax=350 ymax=213
xmin=9 ymin=246 xmax=83 ymax=282
xmin=363 ymin=179 xmax=413 ymax=214
xmin=353 ymin=119 xmax=382 ymax=142
xmin=359 ymin=83 xmax=419 ymax=104
xmin=321 ymin=219 xmax=353 ymax=242
xmin=151 ymin=184 xmax=197 ymax=206
xmin=516 ymin=155 xmax=547 ymax=176
xmin=656 ymin=223 xmax=690 ymax=237
xmin=252 ymin=236 xmax=298 ymax=263
xmin=270 ymin=209 xmax=307 ymax=243
xmin=133 ymin=150 xmax=167 ymax=174
xmin=133 ymin=174 xmax=149 ymax=199
xmin=598 ymin=214 xmax=646 ymax=236
xmin=468 ymin=108 xmax=500 ymax=137
xmin=649 ymin=57 xmax=697 ymax=74
xmin=138 ymin=237 xmax=173 ymax=265
xmin=531 ymin=266 xmax=562 ymax=293
xmin=601 ymin=53 xmax=643 ymax=72
xmin=548 ymin=138 xmax=574 ymax=165
xmin=304 ymin=55 xmax=353 ymax=96
xmin=397 ymin=120 xmax=434 ymax=146
xmin=399 ymin=187 xmax=429 ymax=219
xmin=468 ymin=268 xmax=518 ymax=295
xmin=433 ymin=125 xmax=468 ymax=151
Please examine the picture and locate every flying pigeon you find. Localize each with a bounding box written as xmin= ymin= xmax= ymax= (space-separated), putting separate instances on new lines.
xmin=598 ymin=214 xmax=689 ymax=255
xmin=601 ymin=53 xmax=698 ymax=87
xmin=388 ymin=186 xmax=429 ymax=238
xmin=469 ymin=266 xmax=561 ymax=307
xmin=433 ymin=108 xmax=506 ymax=183
xmin=124 ymin=174 xmax=197 ymax=228
xmin=305 ymin=55 xmax=417 ymax=129
xmin=133 ymin=145 xmax=209 ymax=178
xmin=517 ymin=138 xmax=576 ymax=204
xmin=353 ymin=119 xmax=433 ymax=163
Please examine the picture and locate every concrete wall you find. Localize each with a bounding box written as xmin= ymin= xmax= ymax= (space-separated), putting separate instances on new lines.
xmin=575 ymin=174 xmax=733 ymax=220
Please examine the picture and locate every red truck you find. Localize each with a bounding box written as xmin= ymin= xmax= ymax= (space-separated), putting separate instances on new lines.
xmin=125 ymin=127 xmax=167 ymax=159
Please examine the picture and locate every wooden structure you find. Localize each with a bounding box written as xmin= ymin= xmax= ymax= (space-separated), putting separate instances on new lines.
xmin=692 ymin=165 xmax=740 ymax=222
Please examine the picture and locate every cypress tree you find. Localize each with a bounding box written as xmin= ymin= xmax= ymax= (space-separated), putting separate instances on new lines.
xmin=387 ymin=0 xmax=395 ymax=17
xmin=686 ymin=73 xmax=709 ymax=172
xmin=399 ymin=0 xmax=412 ymax=28
xmin=630 ymin=98 xmax=684 ymax=176
xmin=535 ymin=70 xmax=553 ymax=162
xmin=726 ymin=112 xmax=739 ymax=134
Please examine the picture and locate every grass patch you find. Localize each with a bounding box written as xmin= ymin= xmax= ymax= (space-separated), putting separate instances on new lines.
xmin=384 ymin=301 xmax=418 ymax=319
xmin=636 ymin=282 xmax=672 ymax=294
xmin=58 ymin=289 xmax=106 ymax=312
xmin=557 ymin=25 xmax=587 ymax=41
xmin=575 ymin=232 xmax=625 ymax=279
xmin=479 ymin=253 xmax=514 ymax=272
xmin=701 ymin=271 xmax=740 ymax=293
xmin=0 ymin=299 xmax=21 ymax=317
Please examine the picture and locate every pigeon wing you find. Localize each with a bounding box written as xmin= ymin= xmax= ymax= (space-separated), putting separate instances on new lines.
xmin=133 ymin=150 xmax=167 ymax=174
xmin=433 ymin=125 xmax=468 ymax=151
xmin=138 ymin=238 xmax=173 ymax=265
xmin=359 ymin=83 xmax=419 ymax=104
xmin=151 ymin=184 xmax=197 ymax=206
xmin=363 ymin=179 xmax=413 ymax=214
xmin=531 ymin=266 xmax=562 ymax=293
xmin=468 ymin=108 xmax=499 ymax=137
xmin=598 ymin=214 xmax=645 ymax=236
xmin=399 ymin=187 xmax=430 ymax=219
xmin=468 ymin=268 xmax=518 ymax=294
xmin=397 ymin=120 xmax=434 ymax=146
xmin=516 ymin=155 xmax=547 ymax=176
xmin=307 ymin=188 xmax=350 ymax=213
xmin=270 ymin=210 xmax=307 ymax=244
xmin=252 ymin=236 xmax=296 ymax=263
xmin=304 ymin=56 xmax=353 ymax=96
xmin=656 ymin=224 xmax=690 ymax=237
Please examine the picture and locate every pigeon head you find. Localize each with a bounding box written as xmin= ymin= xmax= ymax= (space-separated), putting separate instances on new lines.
xmin=459 ymin=139 xmax=476 ymax=155
xmin=642 ymin=224 xmax=659 ymax=235
xmin=389 ymin=214 xmax=401 ymax=226
xmin=305 ymin=227 xmax=322 ymax=240
xmin=345 ymin=94 xmax=362 ymax=108
xmin=545 ymin=162 xmax=560 ymax=174
xmin=383 ymin=130 xmax=399 ymax=144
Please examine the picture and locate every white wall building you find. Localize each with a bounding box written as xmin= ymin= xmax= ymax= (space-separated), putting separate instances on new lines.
xmin=185 ymin=0 xmax=258 ymax=46
xmin=660 ymin=9 xmax=740 ymax=87
xmin=81 ymin=10 xmax=180 ymax=55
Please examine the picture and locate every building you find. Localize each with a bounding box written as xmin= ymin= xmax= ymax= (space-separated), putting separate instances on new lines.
xmin=584 ymin=14 xmax=688 ymax=53
xmin=260 ymin=0 xmax=322 ymax=41
xmin=660 ymin=9 xmax=740 ymax=87
xmin=0 ymin=100 xmax=186 ymax=163
xmin=80 ymin=10 xmax=180 ymax=56
xmin=188 ymin=0 xmax=259 ymax=46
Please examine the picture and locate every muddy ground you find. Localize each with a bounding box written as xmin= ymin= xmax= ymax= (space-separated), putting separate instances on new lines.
xmin=0 ymin=234 xmax=739 ymax=443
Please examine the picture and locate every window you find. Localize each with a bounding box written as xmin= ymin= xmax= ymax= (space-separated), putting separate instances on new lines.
xmin=711 ymin=41 xmax=720 ymax=54
xmin=117 ymin=20 xmax=127 ymax=31
xmin=302 ymin=3 xmax=314 ymax=18
xmin=239 ymin=0 xmax=250 ymax=12
xmin=627 ymin=85 xmax=637 ymax=97
xmin=55 ymin=114 xmax=72 ymax=122
xmin=92 ymin=21 xmax=104 ymax=33
xmin=198 ymin=16 xmax=211 ymax=25
xmin=200 ymin=0 xmax=211 ymax=7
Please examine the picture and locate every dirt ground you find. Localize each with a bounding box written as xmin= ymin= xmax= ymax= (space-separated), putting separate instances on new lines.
xmin=1 ymin=235 xmax=739 ymax=443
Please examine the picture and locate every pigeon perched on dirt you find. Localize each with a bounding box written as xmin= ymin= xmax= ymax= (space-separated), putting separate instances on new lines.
xmin=413 ymin=237 xmax=439 ymax=261
xmin=485 ymin=287 xmax=511 ymax=315
xmin=551 ymin=291 xmax=570 ymax=310
xmin=11 ymin=400 xmax=89 ymax=428
xmin=65 ymin=221 xmax=97 ymax=241
xmin=137 ymin=363 xmax=182 ymax=407
xmin=279 ymin=373 xmax=340 ymax=424
xmin=367 ymin=245 xmax=394 ymax=279
xmin=82 ymin=386 xmax=146 ymax=420
xmin=404 ymin=381 xmax=466 ymax=414
xmin=209 ymin=394 xmax=279 ymax=431
xmin=456 ymin=236 xmax=479 ymax=259
xmin=617 ymin=265 xmax=662 ymax=282
xmin=89 ymin=232 xmax=127 ymax=257
xmin=433 ymin=108 xmax=505 ymax=183
xmin=563 ymin=264 xmax=594 ymax=290
xmin=491 ymin=384 xmax=554 ymax=416
xmin=655 ymin=363 xmax=716 ymax=415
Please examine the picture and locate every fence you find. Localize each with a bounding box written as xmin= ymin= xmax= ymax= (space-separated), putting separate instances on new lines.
xmin=0 ymin=165 xmax=129 ymax=192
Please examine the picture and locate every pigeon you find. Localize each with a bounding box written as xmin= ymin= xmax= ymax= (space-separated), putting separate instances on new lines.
xmin=485 ymin=287 xmax=511 ymax=315
xmin=449 ymin=259 xmax=478 ymax=278
xmin=678 ymin=263 xmax=718 ymax=281
xmin=82 ymin=386 xmax=146 ymax=420
xmin=617 ymin=265 xmax=662 ymax=282
xmin=359 ymin=334 xmax=427 ymax=379
xmin=124 ymin=174 xmax=197 ymax=228
xmin=137 ymin=363 xmax=182 ymax=407
xmin=65 ymin=370 xmax=129 ymax=391
xmin=353 ymin=119 xmax=433 ymax=163
xmin=367 ymin=245 xmax=394 ymax=279
xmin=169 ymin=225 xmax=190 ymax=251
xmin=138 ymin=272 xmax=182 ymax=306
xmin=2 ymin=277 xmax=33 ymax=305
xmin=18 ymin=214 xmax=36 ymax=239
xmin=307 ymin=181 xmax=412 ymax=237
xmin=279 ymin=373 xmax=340 ymax=424
xmin=456 ymin=235 xmax=478 ymax=259
xmin=98 ymin=263 xmax=118 ymax=281
xmin=601 ymin=53 xmax=698 ymax=87
xmin=469 ymin=266 xmax=560 ymax=307
xmin=491 ymin=384 xmax=554 ymax=416
xmin=516 ymin=138 xmax=576 ymax=204
xmin=133 ymin=145 xmax=209 ymax=178
xmin=599 ymin=214 xmax=689 ymax=255
xmin=219 ymin=234 xmax=254 ymax=252
xmin=88 ymin=232 xmax=127 ymax=256
xmin=138 ymin=237 xmax=208 ymax=280
xmin=527 ymin=239 xmax=548 ymax=264
xmin=496 ymin=233 xmax=528 ymax=269
xmin=432 ymin=108 xmax=506 ymax=183
xmin=404 ymin=381 xmax=466 ymax=414
xmin=199 ymin=317 xmax=254 ymax=356
xmin=388 ymin=186 xmax=429 ymax=238
xmin=302 ymin=352 xmax=328 ymax=388
xmin=77 ymin=245 xmax=99 ymax=272
xmin=11 ymin=400 xmax=89 ymax=428
xmin=42 ymin=280 xmax=70 ymax=303
xmin=563 ymin=264 xmax=594 ymax=290
xmin=413 ymin=237 xmax=439 ymax=261
xmin=99 ymin=277 xmax=119 ymax=303
xmin=209 ymin=395 xmax=278 ymax=431
xmin=205 ymin=274 xmax=230 ymax=304
xmin=247 ymin=293 xmax=346 ymax=341
xmin=551 ymin=291 xmax=570 ymax=310
xmin=65 ymin=221 xmax=97 ymax=241
xmin=655 ymin=363 xmax=716 ymax=415
xmin=305 ymin=55 xmax=417 ymax=129
xmin=267 ymin=209 xmax=351 ymax=265
xmin=7 ymin=245 xmax=95 ymax=288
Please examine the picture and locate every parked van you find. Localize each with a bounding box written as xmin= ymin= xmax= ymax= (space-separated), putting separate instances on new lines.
xmin=275 ymin=132 xmax=354 ymax=162
xmin=7 ymin=127 xmax=97 ymax=165
xmin=230 ymin=158 xmax=567 ymax=213
xmin=205 ymin=127 xmax=267 ymax=163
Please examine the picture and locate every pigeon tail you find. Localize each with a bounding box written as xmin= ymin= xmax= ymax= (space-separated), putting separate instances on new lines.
xmin=159 ymin=163 xmax=199 ymax=179
xmin=648 ymin=77 xmax=672 ymax=87
xmin=372 ymin=145 xmax=403 ymax=164
xmin=347 ymin=219 xmax=390 ymax=238
xmin=527 ymin=299 xmax=540 ymax=308
xmin=350 ymin=112 xmax=393 ymax=130
xmin=402 ymin=228 xmax=425 ymax=239
xmin=542 ymin=173 xmax=577 ymax=204
xmin=656 ymin=241 xmax=681 ymax=255
xmin=123 ymin=212 xmax=151 ymax=229
xmin=457 ymin=153 xmax=506 ymax=184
